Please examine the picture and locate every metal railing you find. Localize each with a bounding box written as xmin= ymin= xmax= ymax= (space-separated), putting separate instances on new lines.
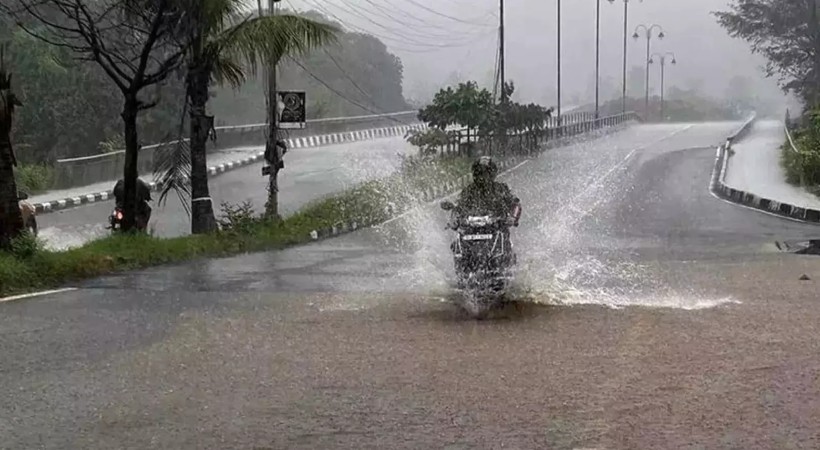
xmin=50 ymin=109 xmax=636 ymax=189
xmin=424 ymin=111 xmax=638 ymax=158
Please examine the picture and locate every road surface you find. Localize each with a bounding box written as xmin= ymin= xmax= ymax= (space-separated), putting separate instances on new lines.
xmin=37 ymin=136 xmax=416 ymax=249
xmin=4 ymin=122 xmax=820 ymax=449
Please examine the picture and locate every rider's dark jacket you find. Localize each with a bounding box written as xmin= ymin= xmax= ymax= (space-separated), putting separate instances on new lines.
xmin=113 ymin=179 xmax=153 ymax=214
xmin=455 ymin=179 xmax=516 ymax=218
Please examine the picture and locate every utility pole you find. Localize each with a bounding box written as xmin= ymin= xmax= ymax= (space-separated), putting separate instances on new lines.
xmin=499 ymin=0 xmax=506 ymax=102
xmin=261 ymin=0 xmax=281 ymax=218
xmin=557 ymin=0 xmax=561 ymax=127
xmin=622 ymin=1 xmax=628 ymax=113
xmin=595 ymin=0 xmax=601 ymax=118
xmin=633 ymin=24 xmax=664 ymax=119
xmin=650 ymin=52 xmax=676 ymax=121
xmin=644 ymin=33 xmax=650 ymax=115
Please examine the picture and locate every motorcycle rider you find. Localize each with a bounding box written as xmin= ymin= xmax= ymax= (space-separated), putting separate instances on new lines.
xmin=112 ymin=177 xmax=153 ymax=229
xmin=454 ymin=156 xmax=521 ymax=225
xmin=449 ymin=156 xmax=522 ymax=267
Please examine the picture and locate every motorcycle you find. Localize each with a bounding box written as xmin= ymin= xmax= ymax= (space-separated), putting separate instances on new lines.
xmin=441 ymin=199 xmax=520 ymax=318
xmin=108 ymin=204 xmax=150 ymax=232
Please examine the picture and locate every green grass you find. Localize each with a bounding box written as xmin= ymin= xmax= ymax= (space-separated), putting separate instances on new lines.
xmin=781 ymin=127 xmax=820 ymax=196
xmin=0 ymin=155 xmax=473 ymax=297
xmin=14 ymin=164 xmax=56 ymax=195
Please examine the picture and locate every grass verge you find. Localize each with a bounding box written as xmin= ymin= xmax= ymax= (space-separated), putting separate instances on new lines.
xmin=0 ymin=156 xmax=473 ymax=297
xmin=781 ymin=130 xmax=820 ymax=196
xmin=14 ymin=164 xmax=56 ymax=195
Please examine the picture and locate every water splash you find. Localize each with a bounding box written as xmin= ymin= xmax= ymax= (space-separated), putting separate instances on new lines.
xmin=366 ymin=140 xmax=741 ymax=312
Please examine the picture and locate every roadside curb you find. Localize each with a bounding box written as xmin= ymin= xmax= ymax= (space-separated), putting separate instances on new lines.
xmin=710 ymin=114 xmax=820 ymax=223
xmin=32 ymin=123 xmax=427 ymax=214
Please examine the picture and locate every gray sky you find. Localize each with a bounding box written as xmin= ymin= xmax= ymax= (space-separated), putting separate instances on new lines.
xmin=285 ymin=0 xmax=790 ymax=108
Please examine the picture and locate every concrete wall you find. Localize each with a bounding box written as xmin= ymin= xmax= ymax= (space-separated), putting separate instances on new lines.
xmin=53 ymin=111 xmax=418 ymax=189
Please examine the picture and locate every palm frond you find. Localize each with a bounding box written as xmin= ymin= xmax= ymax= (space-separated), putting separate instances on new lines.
xmin=215 ymin=14 xmax=338 ymax=78
xmin=153 ymin=101 xmax=192 ymax=216
xmin=210 ymin=52 xmax=245 ymax=87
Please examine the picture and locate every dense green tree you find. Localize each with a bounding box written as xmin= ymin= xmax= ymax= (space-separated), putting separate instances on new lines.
xmin=715 ymin=0 xmax=820 ymax=107
xmin=0 ymin=13 xmax=184 ymax=165
xmin=418 ymin=81 xmax=496 ymax=140
xmin=7 ymin=0 xmax=188 ymax=230
xmin=209 ymin=9 xmax=409 ymax=125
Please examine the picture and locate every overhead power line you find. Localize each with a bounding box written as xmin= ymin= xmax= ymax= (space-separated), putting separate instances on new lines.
xmin=286 ymin=56 xmax=414 ymax=125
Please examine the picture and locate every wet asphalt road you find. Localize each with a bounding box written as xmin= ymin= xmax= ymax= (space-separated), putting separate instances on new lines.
xmin=4 ymin=122 xmax=820 ymax=449
xmin=36 ymin=137 xmax=416 ymax=249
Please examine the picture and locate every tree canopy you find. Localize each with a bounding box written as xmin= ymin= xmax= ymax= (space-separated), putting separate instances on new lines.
xmin=418 ymin=81 xmax=496 ymax=133
xmin=714 ymin=0 xmax=820 ymax=106
xmin=0 ymin=7 xmax=405 ymax=164
xmin=208 ymin=9 xmax=409 ymax=125
xmin=0 ymin=15 xmax=184 ymax=165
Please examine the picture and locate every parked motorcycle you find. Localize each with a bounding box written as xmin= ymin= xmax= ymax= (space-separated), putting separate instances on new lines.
xmin=108 ymin=204 xmax=150 ymax=232
xmin=441 ymin=199 xmax=519 ymax=318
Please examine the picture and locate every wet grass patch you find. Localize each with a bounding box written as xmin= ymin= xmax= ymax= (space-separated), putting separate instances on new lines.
xmin=0 ymin=156 xmax=472 ymax=297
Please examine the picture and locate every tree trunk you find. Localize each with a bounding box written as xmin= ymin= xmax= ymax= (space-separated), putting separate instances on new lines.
xmin=263 ymin=56 xmax=280 ymax=221
xmin=121 ymin=94 xmax=140 ymax=232
xmin=0 ymin=73 xmax=24 ymax=248
xmin=188 ymin=63 xmax=217 ymax=234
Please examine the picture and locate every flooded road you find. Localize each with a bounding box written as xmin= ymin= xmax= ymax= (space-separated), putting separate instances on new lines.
xmin=3 ymin=122 xmax=820 ymax=449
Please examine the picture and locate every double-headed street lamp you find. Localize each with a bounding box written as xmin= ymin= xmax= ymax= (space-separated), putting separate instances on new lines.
xmin=649 ymin=52 xmax=676 ymax=121
xmin=607 ymin=0 xmax=642 ymax=114
xmin=633 ymin=24 xmax=665 ymax=118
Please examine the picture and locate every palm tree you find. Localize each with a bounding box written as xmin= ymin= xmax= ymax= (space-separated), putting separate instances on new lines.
xmin=0 ymin=45 xmax=25 ymax=248
xmin=157 ymin=0 xmax=337 ymax=233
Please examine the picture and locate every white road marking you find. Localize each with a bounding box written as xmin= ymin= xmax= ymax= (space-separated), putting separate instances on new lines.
xmin=550 ymin=124 xmax=695 ymax=219
xmin=0 ymin=287 xmax=78 ymax=303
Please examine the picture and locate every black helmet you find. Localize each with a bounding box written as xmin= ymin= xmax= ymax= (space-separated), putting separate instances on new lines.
xmin=472 ymin=156 xmax=498 ymax=182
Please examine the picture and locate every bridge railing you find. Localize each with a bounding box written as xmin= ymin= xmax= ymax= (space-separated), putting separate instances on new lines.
xmin=52 ymin=110 xmax=419 ymax=189
xmin=51 ymin=109 xmax=636 ymax=189
xmin=422 ymin=111 xmax=639 ymax=158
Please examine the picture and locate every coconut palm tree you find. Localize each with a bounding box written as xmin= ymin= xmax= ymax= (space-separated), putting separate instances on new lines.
xmin=157 ymin=0 xmax=337 ymax=233
xmin=0 ymin=45 xmax=25 ymax=248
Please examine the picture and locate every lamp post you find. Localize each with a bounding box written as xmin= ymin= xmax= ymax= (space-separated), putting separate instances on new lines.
xmin=633 ymin=24 xmax=665 ymax=118
xmin=595 ymin=0 xmax=600 ymax=118
xmin=557 ymin=0 xmax=562 ymax=127
xmin=649 ymin=52 xmax=676 ymax=121
xmin=607 ymin=0 xmax=642 ymax=114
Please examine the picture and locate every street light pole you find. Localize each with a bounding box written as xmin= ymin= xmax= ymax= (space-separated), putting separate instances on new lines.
xmin=633 ymin=24 xmax=664 ymax=119
xmin=650 ymin=52 xmax=676 ymax=121
xmin=622 ymin=1 xmax=627 ymax=113
xmin=608 ymin=0 xmax=642 ymax=114
xmin=499 ymin=0 xmax=506 ymax=103
xmin=557 ymin=0 xmax=562 ymax=127
xmin=595 ymin=0 xmax=600 ymax=118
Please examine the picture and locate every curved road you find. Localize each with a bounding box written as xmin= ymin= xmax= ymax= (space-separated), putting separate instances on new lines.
xmin=4 ymin=122 xmax=820 ymax=449
xmin=38 ymin=136 xmax=417 ymax=249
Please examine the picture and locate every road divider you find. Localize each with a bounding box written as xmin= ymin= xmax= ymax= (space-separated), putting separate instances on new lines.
xmin=33 ymin=123 xmax=427 ymax=215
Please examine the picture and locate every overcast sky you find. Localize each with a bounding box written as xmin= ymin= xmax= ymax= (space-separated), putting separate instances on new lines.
xmin=285 ymin=0 xmax=790 ymax=108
